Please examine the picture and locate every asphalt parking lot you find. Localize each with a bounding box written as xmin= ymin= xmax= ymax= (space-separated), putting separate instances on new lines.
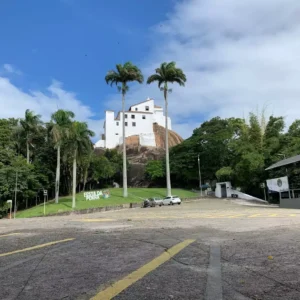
xmin=1 ymin=198 xmax=300 ymax=299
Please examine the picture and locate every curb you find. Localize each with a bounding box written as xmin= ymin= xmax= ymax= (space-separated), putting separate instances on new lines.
xmin=30 ymin=202 xmax=141 ymax=218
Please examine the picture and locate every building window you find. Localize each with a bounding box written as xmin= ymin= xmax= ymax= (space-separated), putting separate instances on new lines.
xmin=116 ymin=122 xmax=119 ymax=126
xmin=131 ymin=115 xmax=135 ymax=119
xmin=132 ymin=122 xmax=136 ymax=127
xmin=125 ymin=122 xmax=128 ymax=126
xmin=145 ymin=106 xmax=149 ymax=111
xmin=125 ymin=114 xmax=128 ymax=118
xmin=142 ymin=115 xmax=146 ymax=119
xmin=135 ymin=107 xmax=138 ymax=111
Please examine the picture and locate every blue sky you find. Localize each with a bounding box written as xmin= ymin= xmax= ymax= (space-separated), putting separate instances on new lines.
xmin=0 ymin=0 xmax=172 ymax=119
xmin=1 ymin=0 xmax=300 ymax=140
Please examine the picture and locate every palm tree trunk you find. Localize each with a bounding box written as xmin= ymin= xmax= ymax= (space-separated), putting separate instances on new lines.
xmin=83 ymin=168 xmax=88 ymax=191
xmin=26 ymin=139 xmax=30 ymax=164
xmin=122 ymin=92 xmax=128 ymax=197
xmin=55 ymin=145 xmax=60 ymax=204
xmin=72 ymin=149 xmax=77 ymax=208
xmin=164 ymin=89 xmax=172 ymax=197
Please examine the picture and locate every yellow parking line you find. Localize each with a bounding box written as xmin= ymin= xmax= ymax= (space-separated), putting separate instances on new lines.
xmin=268 ymin=214 xmax=278 ymax=217
xmin=248 ymin=214 xmax=262 ymax=218
xmin=91 ymin=239 xmax=195 ymax=300
xmin=289 ymin=214 xmax=296 ymax=217
xmin=0 ymin=238 xmax=75 ymax=257
xmin=228 ymin=214 xmax=246 ymax=218
xmin=80 ymin=219 xmax=115 ymax=222
xmin=0 ymin=233 xmax=20 ymax=238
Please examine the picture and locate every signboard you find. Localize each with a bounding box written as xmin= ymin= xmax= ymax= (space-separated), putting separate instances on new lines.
xmin=83 ymin=190 xmax=110 ymax=201
xmin=266 ymin=176 xmax=289 ymax=192
xmin=43 ymin=190 xmax=48 ymax=196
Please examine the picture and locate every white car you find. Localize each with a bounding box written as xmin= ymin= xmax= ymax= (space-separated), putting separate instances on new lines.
xmin=162 ymin=196 xmax=182 ymax=205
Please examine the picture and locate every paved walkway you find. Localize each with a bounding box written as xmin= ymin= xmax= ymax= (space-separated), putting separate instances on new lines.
xmin=1 ymin=198 xmax=300 ymax=299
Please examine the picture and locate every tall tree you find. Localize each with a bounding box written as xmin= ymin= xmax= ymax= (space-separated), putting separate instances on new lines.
xmin=105 ymin=62 xmax=144 ymax=197
xmin=20 ymin=109 xmax=42 ymax=163
xmin=68 ymin=121 xmax=94 ymax=208
xmin=147 ymin=62 xmax=186 ymax=196
xmin=50 ymin=110 xmax=75 ymax=204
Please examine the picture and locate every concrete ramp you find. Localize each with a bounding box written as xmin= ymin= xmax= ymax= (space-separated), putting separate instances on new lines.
xmin=230 ymin=189 xmax=268 ymax=204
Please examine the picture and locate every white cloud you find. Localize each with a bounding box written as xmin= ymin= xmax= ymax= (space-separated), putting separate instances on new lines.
xmin=3 ymin=64 xmax=22 ymax=75
xmin=0 ymin=77 xmax=103 ymax=140
xmin=106 ymin=0 xmax=300 ymax=138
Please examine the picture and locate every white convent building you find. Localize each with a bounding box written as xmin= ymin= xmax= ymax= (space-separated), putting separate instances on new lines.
xmin=95 ymin=98 xmax=171 ymax=149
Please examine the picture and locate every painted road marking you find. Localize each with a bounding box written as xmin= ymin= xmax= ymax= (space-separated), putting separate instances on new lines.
xmin=206 ymin=245 xmax=222 ymax=300
xmin=0 ymin=233 xmax=20 ymax=238
xmin=80 ymin=218 xmax=115 ymax=222
xmin=268 ymin=214 xmax=278 ymax=217
xmin=0 ymin=238 xmax=75 ymax=257
xmin=91 ymin=239 xmax=195 ymax=300
xmin=228 ymin=214 xmax=246 ymax=218
xmin=248 ymin=214 xmax=262 ymax=218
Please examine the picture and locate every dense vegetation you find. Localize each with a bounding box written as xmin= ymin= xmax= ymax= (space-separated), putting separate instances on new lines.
xmin=146 ymin=113 xmax=300 ymax=198
xmin=0 ymin=111 xmax=123 ymax=217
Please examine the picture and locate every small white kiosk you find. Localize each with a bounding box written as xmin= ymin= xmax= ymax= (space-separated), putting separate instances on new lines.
xmin=215 ymin=182 xmax=232 ymax=198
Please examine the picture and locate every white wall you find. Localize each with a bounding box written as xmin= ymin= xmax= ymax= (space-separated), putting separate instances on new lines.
xmin=215 ymin=182 xmax=232 ymax=198
xmin=153 ymin=110 xmax=172 ymax=130
xmin=140 ymin=133 xmax=156 ymax=147
xmin=122 ymin=111 xmax=153 ymax=136
xmin=105 ymin=111 xmax=120 ymax=149
xmin=94 ymin=140 xmax=105 ymax=148
xmin=130 ymin=99 xmax=154 ymax=113
xmin=95 ymin=98 xmax=173 ymax=149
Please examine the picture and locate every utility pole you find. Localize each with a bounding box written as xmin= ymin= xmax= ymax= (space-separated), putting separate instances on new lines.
xmin=14 ymin=170 xmax=18 ymax=219
xmin=198 ymin=154 xmax=203 ymax=196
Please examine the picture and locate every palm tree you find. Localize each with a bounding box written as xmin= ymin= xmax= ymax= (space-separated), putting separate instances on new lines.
xmin=147 ymin=62 xmax=186 ymax=197
xmin=20 ymin=109 xmax=42 ymax=164
xmin=105 ymin=62 xmax=144 ymax=197
xmin=50 ymin=110 xmax=75 ymax=204
xmin=69 ymin=121 xmax=94 ymax=208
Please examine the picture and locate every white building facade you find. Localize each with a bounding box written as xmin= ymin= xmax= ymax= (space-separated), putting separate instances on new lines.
xmin=95 ymin=98 xmax=171 ymax=149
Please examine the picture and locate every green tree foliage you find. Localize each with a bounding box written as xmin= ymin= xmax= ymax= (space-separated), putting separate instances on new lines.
xmin=20 ymin=109 xmax=42 ymax=163
xmin=50 ymin=109 xmax=75 ymax=203
xmin=145 ymin=160 xmax=165 ymax=181
xmin=0 ymin=110 xmax=123 ymax=216
xmin=168 ymin=113 xmax=293 ymax=197
xmin=67 ymin=121 xmax=95 ymax=208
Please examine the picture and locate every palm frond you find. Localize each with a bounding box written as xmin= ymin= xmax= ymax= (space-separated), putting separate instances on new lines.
xmin=105 ymin=62 xmax=144 ymax=93
xmin=146 ymin=74 xmax=162 ymax=84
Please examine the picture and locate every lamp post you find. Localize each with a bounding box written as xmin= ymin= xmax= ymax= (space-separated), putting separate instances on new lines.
xmin=198 ymin=154 xmax=203 ymax=196
xmin=14 ymin=170 xmax=18 ymax=219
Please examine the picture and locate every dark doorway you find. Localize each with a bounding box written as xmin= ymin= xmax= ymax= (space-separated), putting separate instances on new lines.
xmin=221 ymin=184 xmax=227 ymax=198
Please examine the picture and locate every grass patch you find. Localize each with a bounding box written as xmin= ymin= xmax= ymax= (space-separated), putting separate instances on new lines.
xmin=16 ymin=188 xmax=198 ymax=218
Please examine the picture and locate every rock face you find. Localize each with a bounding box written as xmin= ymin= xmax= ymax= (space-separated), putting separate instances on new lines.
xmin=153 ymin=123 xmax=183 ymax=148
xmin=95 ymin=124 xmax=183 ymax=187
xmin=124 ymin=123 xmax=183 ymax=149
xmin=124 ymin=124 xmax=183 ymax=187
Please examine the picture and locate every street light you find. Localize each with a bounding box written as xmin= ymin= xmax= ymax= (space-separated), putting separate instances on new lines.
xmin=14 ymin=170 xmax=18 ymax=219
xmin=198 ymin=154 xmax=203 ymax=196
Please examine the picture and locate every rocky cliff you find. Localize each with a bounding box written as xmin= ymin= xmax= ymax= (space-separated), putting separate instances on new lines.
xmin=125 ymin=123 xmax=183 ymax=149
xmin=125 ymin=124 xmax=183 ymax=186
